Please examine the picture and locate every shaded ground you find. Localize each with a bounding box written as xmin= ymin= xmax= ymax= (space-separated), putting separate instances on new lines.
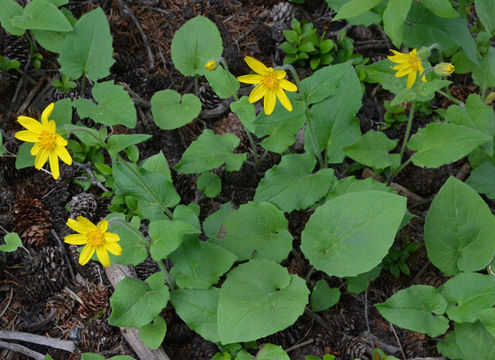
xmin=0 ymin=0 xmax=480 ymax=359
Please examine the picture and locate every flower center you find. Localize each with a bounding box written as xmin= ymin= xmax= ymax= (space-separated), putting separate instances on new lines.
xmin=87 ymin=229 xmax=105 ymax=247
xmin=263 ymin=69 xmax=279 ymax=90
xmin=39 ymin=130 xmax=56 ymax=150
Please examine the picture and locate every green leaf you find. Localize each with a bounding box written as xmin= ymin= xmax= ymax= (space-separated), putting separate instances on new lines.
xmin=174 ymin=204 xmax=200 ymax=231
xmin=51 ymin=98 xmax=72 ymax=127
xmin=301 ymin=191 xmax=406 ymax=277
xmin=283 ymin=29 xmax=299 ymax=43
xmin=307 ymin=64 xmax=362 ymax=163
xmin=466 ymin=161 xmax=495 ymax=199
xmin=149 ymin=219 xmax=200 ymax=261
xmin=212 ymin=202 xmax=292 ymax=263
xmin=254 ymin=153 xmax=334 ymax=212
xmin=300 ymin=62 xmax=352 ymax=104
xmin=62 ymin=124 xmax=105 ymax=146
xmin=109 ymin=273 xmax=169 ymax=328
xmin=217 ymin=259 xmax=309 ymax=344
xmin=364 ymin=59 xmax=404 ymax=94
xmin=32 ymin=29 xmax=68 ymax=53
xmin=280 ymin=42 xmax=298 ymax=54
xmin=138 ymin=315 xmax=166 ymax=350
xmin=438 ymin=322 xmax=495 ymax=360
xmin=445 ymin=94 xmax=495 ymax=156
xmin=440 ymin=272 xmax=495 ymax=323
xmin=113 ymin=159 xmax=180 ymax=212
xmin=346 ymin=266 xmax=381 ymax=294
xmin=424 ymin=176 xmax=495 ymax=275
xmin=171 ymin=16 xmax=223 ymax=76
xmin=197 ymin=172 xmax=221 ymax=198
xmin=383 ymin=0 xmax=412 ymax=47
xmin=479 ymin=308 xmax=495 ymax=339
xmin=205 ymin=65 xmax=239 ymax=99
xmin=230 ymin=97 xmax=256 ymax=133
xmin=254 ymin=96 xmax=306 ymax=153
xmin=174 ymin=130 xmax=246 ymax=173
xmin=47 ymin=0 xmax=68 ymax=6
xmin=403 ymin=2 xmax=478 ymax=64
xmin=74 ymin=81 xmax=136 ymax=128
xmin=141 ymin=151 xmax=172 ymax=182
xmin=311 ymin=280 xmax=341 ymax=312
xmin=256 ymin=344 xmax=290 ymax=360
xmin=170 ymin=237 xmax=237 ymax=289
xmin=472 ymin=47 xmax=495 ymax=91
xmin=333 ymin=0 xmax=384 ymax=20
xmin=0 ymin=233 xmax=23 ymax=252
xmin=475 ymin=0 xmax=495 ymax=33
xmin=203 ymin=202 xmax=233 ymax=239
xmin=107 ymin=134 xmax=151 ymax=156
xmin=419 ymin=0 xmax=458 ymax=18
xmin=15 ymin=142 xmax=35 ymax=169
xmin=151 ymin=90 xmax=201 ymax=130
xmin=170 ymin=288 xmax=220 ymax=343
xmin=106 ymin=213 xmax=148 ymax=266
xmin=13 ymin=0 xmax=72 ymax=32
xmin=0 ymin=0 xmax=24 ymax=35
xmin=59 ymin=7 xmax=115 ymax=81
xmin=408 ymin=123 xmax=491 ymax=168
xmin=376 ymin=285 xmax=449 ymax=337
xmin=81 ymin=355 xmax=104 ymax=360
xmin=343 ymin=130 xmax=400 ymax=170
xmin=326 ymin=176 xmax=395 ymax=202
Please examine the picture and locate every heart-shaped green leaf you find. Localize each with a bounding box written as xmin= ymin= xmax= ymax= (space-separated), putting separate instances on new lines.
xmin=151 ymin=90 xmax=201 ymax=130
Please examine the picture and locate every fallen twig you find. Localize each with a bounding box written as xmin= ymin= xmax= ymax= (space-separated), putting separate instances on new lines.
xmin=0 ymin=340 xmax=45 ymax=360
xmin=0 ymin=330 xmax=75 ymax=352
xmin=389 ymin=323 xmax=407 ymax=360
xmin=51 ymin=229 xmax=76 ymax=281
xmin=284 ymin=338 xmax=314 ymax=353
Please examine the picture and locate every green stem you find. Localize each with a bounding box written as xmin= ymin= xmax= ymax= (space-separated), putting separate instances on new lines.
xmin=437 ymin=89 xmax=462 ymax=105
xmin=115 ymin=155 xmax=174 ymax=220
xmin=80 ymin=74 xmax=87 ymax=95
xmin=67 ymin=127 xmax=107 ymax=148
xmin=157 ymin=259 xmax=172 ymax=288
xmin=399 ymin=101 xmax=416 ymax=162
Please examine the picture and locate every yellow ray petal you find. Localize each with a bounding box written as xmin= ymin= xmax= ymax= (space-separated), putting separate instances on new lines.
xmin=279 ymin=79 xmax=297 ymax=92
xmin=30 ymin=142 xmax=41 ymax=156
xmin=104 ymin=232 xmax=120 ymax=242
xmin=79 ymin=244 xmax=95 ymax=265
xmin=237 ymin=74 xmax=264 ymax=84
xmin=55 ymin=134 xmax=68 ymax=146
xmin=96 ymin=247 xmax=110 ymax=267
xmin=97 ymin=219 xmax=108 ymax=233
xmin=407 ymin=70 xmax=417 ymax=88
xmin=17 ymin=116 xmax=43 ymax=133
xmin=248 ymin=84 xmax=266 ymax=103
xmin=64 ymin=234 xmax=89 ymax=245
xmin=34 ymin=149 xmax=49 ymax=170
xmin=276 ymin=87 xmax=293 ymax=112
xmin=105 ymin=241 xmax=123 ymax=256
xmin=274 ymin=70 xmax=287 ymax=79
xmin=15 ymin=130 xmax=40 ymax=143
xmin=56 ymin=145 xmax=72 ymax=165
xmin=77 ymin=216 xmax=97 ymax=231
xmin=41 ymin=103 xmax=54 ymax=126
xmin=245 ymin=56 xmax=269 ymax=75
xmin=67 ymin=218 xmax=91 ymax=234
xmin=264 ymin=89 xmax=276 ymax=115
xmin=49 ymin=151 xmax=60 ymax=180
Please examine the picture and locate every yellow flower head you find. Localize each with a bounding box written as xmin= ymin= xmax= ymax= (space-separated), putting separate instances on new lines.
xmin=388 ymin=49 xmax=426 ymax=89
xmin=205 ymin=60 xmax=217 ymax=71
xmin=15 ymin=103 xmax=72 ymax=180
xmin=64 ymin=216 xmax=122 ymax=267
xmin=434 ymin=63 xmax=455 ymax=76
xmin=237 ymin=56 xmax=298 ymax=115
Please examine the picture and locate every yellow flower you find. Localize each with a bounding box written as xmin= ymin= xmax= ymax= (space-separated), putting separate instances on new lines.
xmin=434 ymin=63 xmax=455 ymax=76
xmin=15 ymin=103 xmax=72 ymax=180
xmin=388 ymin=49 xmax=426 ymax=89
xmin=237 ymin=56 xmax=297 ymax=115
xmin=64 ymin=216 xmax=122 ymax=267
xmin=205 ymin=60 xmax=217 ymax=71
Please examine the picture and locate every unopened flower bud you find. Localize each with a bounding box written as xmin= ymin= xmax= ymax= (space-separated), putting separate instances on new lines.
xmin=205 ymin=60 xmax=217 ymax=71
xmin=434 ymin=63 xmax=455 ymax=76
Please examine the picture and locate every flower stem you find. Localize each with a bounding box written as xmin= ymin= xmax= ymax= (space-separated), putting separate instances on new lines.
xmin=157 ymin=259 xmax=172 ymax=287
xmin=437 ymin=89 xmax=462 ymax=105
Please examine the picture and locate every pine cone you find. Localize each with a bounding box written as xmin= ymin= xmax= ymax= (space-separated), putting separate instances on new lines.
xmin=45 ymin=289 xmax=77 ymax=323
xmin=78 ymin=283 xmax=110 ymax=319
xmin=134 ymin=256 xmax=161 ymax=280
xmin=256 ymin=25 xmax=276 ymax=55
xmin=12 ymin=198 xmax=52 ymax=248
xmin=3 ymin=35 xmax=30 ymax=68
xmin=198 ymin=84 xmax=222 ymax=110
xmin=337 ymin=334 xmax=367 ymax=360
xmin=270 ymin=2 xmax=295 ymax=24
xmin=68 ymin=192 xmax=97 ymax=221
xmin=20 ymin=246 xmax=69 ymax=302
